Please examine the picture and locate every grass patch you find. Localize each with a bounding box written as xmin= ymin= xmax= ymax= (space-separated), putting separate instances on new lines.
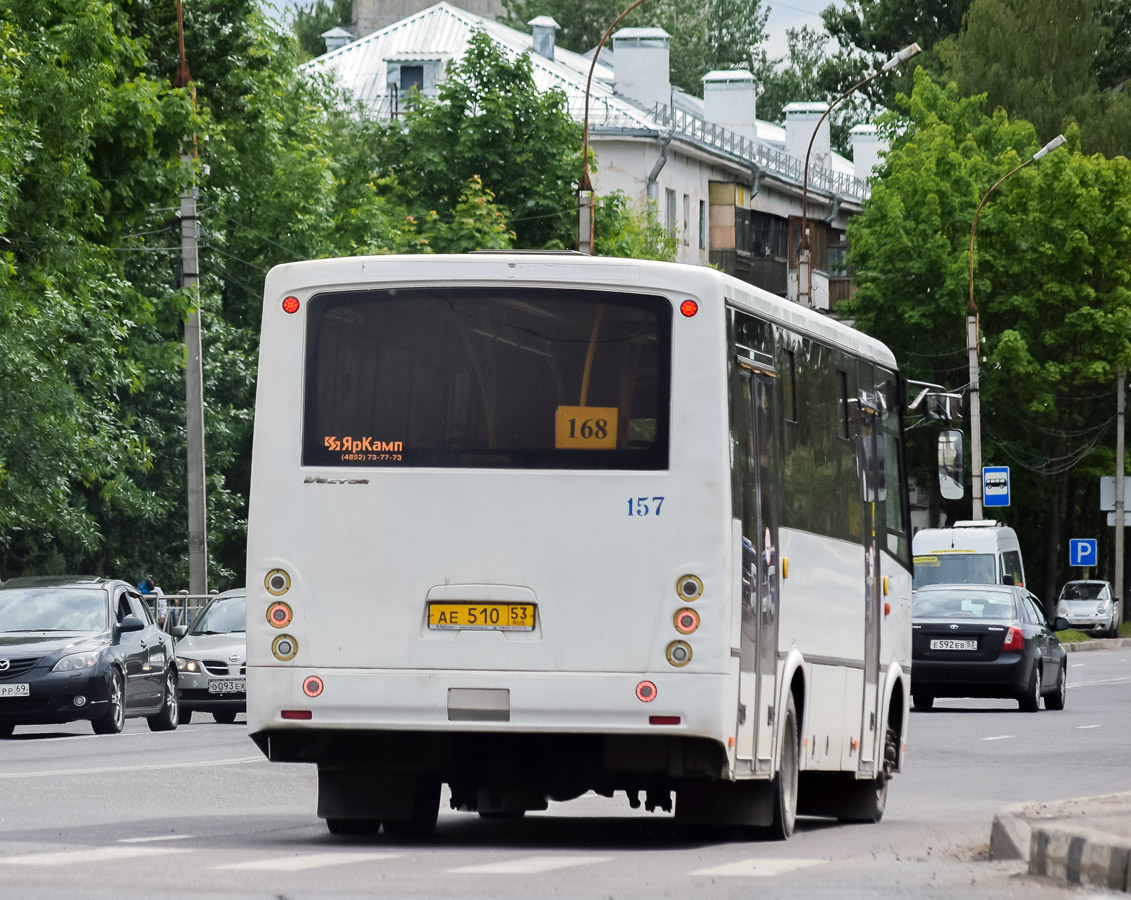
xmin=1055 ymin=629 xmax=1092 ymax=643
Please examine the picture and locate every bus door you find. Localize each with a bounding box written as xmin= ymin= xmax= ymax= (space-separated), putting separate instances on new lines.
xmin=733 ymin=362 xmax=780 ymax=774
xmin=854 ymin=376 xmax=884 ymax=777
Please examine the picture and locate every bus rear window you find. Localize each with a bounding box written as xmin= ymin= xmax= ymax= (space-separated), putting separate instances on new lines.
xmin=302 ymin=287 xmax=672 ymax=469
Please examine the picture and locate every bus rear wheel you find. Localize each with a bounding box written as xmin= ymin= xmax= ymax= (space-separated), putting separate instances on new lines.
xmin=766 ymin=694 xmax=799 ymax=840
xmin=382 ymin=778 xmax=441 ymax=839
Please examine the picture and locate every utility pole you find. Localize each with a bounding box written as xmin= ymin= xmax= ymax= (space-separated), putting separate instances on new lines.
xmin=1117 ymin=370 xmax=1125 ymax=610
xmin=176 ymin=0 xmax=208 ymax=595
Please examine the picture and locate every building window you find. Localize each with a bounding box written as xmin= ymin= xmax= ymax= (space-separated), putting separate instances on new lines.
xmin=665 ymin=189 xmax=676 ymax=236
xmin=682 ymin=194 xmax=690 ymax=246
xmin=699 ymin=199 xmax=707 ymax=250
xmin=400 ymin=65 xmax=425 ymax=92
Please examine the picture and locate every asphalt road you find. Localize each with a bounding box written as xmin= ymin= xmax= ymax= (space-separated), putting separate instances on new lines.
xmin=1 ymin=648 xmax=1128 ymax=899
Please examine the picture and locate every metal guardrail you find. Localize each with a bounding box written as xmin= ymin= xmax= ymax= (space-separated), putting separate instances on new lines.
xmin=649 ymin=103 xmax=871 ymax=203
xmin=141 ymin=592 xmax=215 ymax=633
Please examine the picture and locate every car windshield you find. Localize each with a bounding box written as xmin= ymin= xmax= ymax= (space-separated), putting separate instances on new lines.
xmin=913 ymin=553 xmax=997 ymax=588
xmin=190 ymin=595 xmax=245 ymax=635
xmin=0 ymin=588 xmax=108 ymax=633
xmin=912 ymin=589 xmax=1016 ymax=620
xmin=1060 ymin=583 xmax=1106 ymax=601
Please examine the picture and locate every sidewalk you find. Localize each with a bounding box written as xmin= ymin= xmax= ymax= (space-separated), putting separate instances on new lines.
xmin=989 ymin=637 xmax=1131 ymax=891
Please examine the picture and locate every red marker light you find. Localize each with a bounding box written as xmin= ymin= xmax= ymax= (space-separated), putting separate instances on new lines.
xmin=267 ymin=602 xmax=293 ymax=629
xmin=303 ymin=675 xmax=324 ymax=697
xmin=282 ymin=296 xmax=300 ymax=314
xmin=281 ymin=709 xmax=312 ymax=720
xmin=1002 ymin=626 xmax=1025 ymax=652
xmin=680 ymin=299 xmax=698 ymax=318
xmin=635 ymin=680 xmax=658 ymax=702
xmin=674 ymin=608 xmax=700 ymax=635
xmin=649 ymin=715 xmax=681 ymax=726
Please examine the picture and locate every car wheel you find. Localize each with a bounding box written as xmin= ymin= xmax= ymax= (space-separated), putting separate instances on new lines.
xmin=147 ymin=668 xmax=179 ymax=732
xmin=92 ymin=669 xmax=125 ymax=735
xmin=213 ymin=709 xmax=238 ymax=724
xmin=1019 ymin=664 xmax=1042 ymax=712
xmin=180 ymin=708 xmax=192 ymax=725
xmin=0 ymin=723 xmax=14 ymax=738
xmin=912 ymin=693 xmax=934 ymax=711
xmin=1046 ymin=661 xmax=1067 ymax=710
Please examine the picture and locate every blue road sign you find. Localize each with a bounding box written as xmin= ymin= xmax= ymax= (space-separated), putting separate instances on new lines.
xmin=983 ymin=466 xmax=1010 ymax=507
xmin=1069 ymin=538 xmax=1098 ymax=567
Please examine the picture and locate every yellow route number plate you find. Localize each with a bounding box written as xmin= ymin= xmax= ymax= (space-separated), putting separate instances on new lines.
xmin=428 ymin=603 xmax=536 ymax=632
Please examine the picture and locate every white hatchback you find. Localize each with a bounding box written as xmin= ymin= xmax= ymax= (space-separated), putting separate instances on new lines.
xmin=1056 ymin=580 xmax=1120 ymax=638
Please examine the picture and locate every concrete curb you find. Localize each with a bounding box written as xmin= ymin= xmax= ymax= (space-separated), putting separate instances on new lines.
xmin=1063 ymin=637 xmax=1131 ymax=652
xmin=991 ymin=792 xmax=1131 ymax=891
xmin=1030 ymin=824 xmax=1131 ymax=891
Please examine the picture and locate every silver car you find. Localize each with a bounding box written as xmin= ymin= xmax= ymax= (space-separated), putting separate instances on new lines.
xmin=1056 ymin=580 xmax=1120 ymax=638
xmin=173 ymin=588 xmax=245 ymax=723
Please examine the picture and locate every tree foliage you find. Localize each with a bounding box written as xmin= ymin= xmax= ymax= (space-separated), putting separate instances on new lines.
xmin=499 ymin=0 xmax=768 ymax=96
xmin=840 ymin=71 xmax=1131 ymax=599
xmin=939 ymin=0 xmax=1131 ymax=158
xmin=594 ymin=191 xmax=678 ymax=259
xmin=372 ymin=32 xmax=581 ymax=249
xmin=289 ymin=0 xmax=353 ymax=60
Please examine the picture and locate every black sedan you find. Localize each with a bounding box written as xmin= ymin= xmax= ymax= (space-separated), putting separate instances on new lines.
xmin=0 ymin=576 xmax=179 ymax=736
xmin=911 ymin=583 xmax=1069 ymax=712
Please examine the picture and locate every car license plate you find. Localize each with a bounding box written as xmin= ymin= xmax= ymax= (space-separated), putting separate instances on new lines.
xmin=208 ymin=678 xmax=245 ymax=694
xmin=930 ymin=639 xmax=977 ymax=651
xmin=428 ymin=603 xmax=535 ymax=632
xmin=0 ymin=683 xmax=30 ymax=697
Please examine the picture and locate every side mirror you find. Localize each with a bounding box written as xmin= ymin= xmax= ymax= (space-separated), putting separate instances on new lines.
xmin=925 ymin=392 xmax=963 ymax=422
xmin=1054 ymin=616 xmax=1070 ymax=632
xmin=119 ymin=615 xmax=145 ymax=633
xmin=1002 ymin=574 xmax=1014 ymax=586
xmin=938 ymin=429 xmax=965 ymax=501
xmin=172 ymin=624 xmax=188 ymax=639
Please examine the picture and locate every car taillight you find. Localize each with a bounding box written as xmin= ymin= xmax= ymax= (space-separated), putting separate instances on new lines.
xmin=1002 ymin=625 xmax=1025 ymax=651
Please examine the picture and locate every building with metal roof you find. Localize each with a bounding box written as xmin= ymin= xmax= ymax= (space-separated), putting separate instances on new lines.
xmin=304 ymin=1 xmax=883 ymax=310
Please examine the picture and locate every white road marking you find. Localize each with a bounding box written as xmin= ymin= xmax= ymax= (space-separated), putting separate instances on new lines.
xmin=215 ymin=851 xmax=401 ymax=872
xmin=1068 ymin=678 xmax=1131 ymax=688
xmin=0 ymin=846 xmax=190 ymax=866
xmin=983 ymin=735 xmax=1014 ymax=741
xmin=117 ymin=835 xmax=196 ymax=843
xmin=449 ymin=856 xmax=613 ymax=874
xmin=1077 ymin=725 xmax=1102 ymax=730
xmin=692 ymin=858 xmax=826 ymax=877
xmin=0 ymin=756 xmax=264 ymax=780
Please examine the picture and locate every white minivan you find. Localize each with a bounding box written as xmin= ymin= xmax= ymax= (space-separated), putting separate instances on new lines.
xmin=912 ymin=521 xmax=1027 ymax=590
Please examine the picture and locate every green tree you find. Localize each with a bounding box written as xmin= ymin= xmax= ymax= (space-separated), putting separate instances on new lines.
xmin=594 ymin=191 xmax=678 ymax=259
xmin=938 ymin=0 xmax=1131 ymax=157
xmin=290 ymin=0 xmax=353 ymax=60
xmin=374 ymin=32 xmax=581 ymax=248
xmin=840 ymin=71 xmax=1131 ymax=601
xmin=499 ymin=0 xmax=768 ymax=96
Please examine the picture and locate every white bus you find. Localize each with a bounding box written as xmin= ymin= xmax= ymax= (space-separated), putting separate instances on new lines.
xmin=246 ymin=253 xmax=915 ymax=840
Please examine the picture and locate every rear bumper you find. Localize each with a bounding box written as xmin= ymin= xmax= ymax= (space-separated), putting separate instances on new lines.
xmin=247 ymin=667 xmax=733 ymax=741
xmin=910 ymin=653 xmax=1030 ymax=699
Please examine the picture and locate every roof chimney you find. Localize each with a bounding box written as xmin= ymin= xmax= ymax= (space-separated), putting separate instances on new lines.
xmin=320 ymin=26 xmax=352 ymax=54
xmin=612 ymin=27 xmax=671 ymax=112
xmin=702 ymin=70 xmax=757 ymax=143
xmin=783 ymin=101 xmax=830 ymax=172
xmin=529 ymin=15 xmax=559 ymax=61
xmin=850 ymin=123 xmax=883 ymax=180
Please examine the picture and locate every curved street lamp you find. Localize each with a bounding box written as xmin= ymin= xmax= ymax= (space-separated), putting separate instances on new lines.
xmin=576 ymin=0 xmax=649 ymax=254
xmin=797 ymin=42 xmax=920 ymax=308
xmin=967 ymin=133 xmax=1066 ymax=520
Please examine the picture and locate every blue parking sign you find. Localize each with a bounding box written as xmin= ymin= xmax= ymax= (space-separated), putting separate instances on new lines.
xmin=1069 ymin=538 xmax=1098 ymax=567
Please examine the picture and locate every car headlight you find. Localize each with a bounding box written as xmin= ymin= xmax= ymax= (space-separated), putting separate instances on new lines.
xmin=176 ymin=657 xmax=201 ymax=673
xmin=52 ymin=651 xmax=101 ymax=673
xmin=1057 ymin=602 xmax=1068 ymax=616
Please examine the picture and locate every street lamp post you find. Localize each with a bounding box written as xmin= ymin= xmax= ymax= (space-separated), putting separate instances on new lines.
xmin=967 ymin=133 xmax=1066 ymax=520
xmin=577 ymin=0 xmax=648 ymax=254
xmin=797 ymin=43 xmax=920 ymax=308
